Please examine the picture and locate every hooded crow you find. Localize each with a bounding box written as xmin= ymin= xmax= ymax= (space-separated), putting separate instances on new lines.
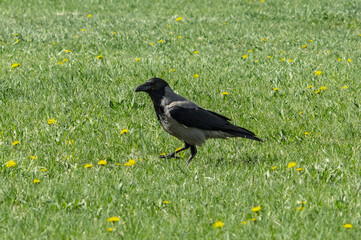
xmin=135 ymin=77 xmax=262 ymax=164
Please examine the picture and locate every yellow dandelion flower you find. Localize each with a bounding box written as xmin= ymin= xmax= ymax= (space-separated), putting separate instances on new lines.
xmin=304 ymin=131 xmax=310 ymax=135
xmin=327 ymin=50 xmax=330 ymax=53
xmin=267 ymin=56 xmax=272 ymax=59
xmin=124 ymin=159 xmax=136 ymax=166
xmin=301 ymin=201 xmax=306 ymax=205
xmin=120 ymin=129 xmax=128 ymax=134
xmin=224 ymin=22 xmax=227 ymax=25
xmin=222 ymin=92 xmax=229 ymax=95
xmin=241 ymin=221 xmax=247 ymax=225
xmin=14 ymin=33 xmax=19 ymax=36
xmin=242 ymin=54 xmax=247 ymax=59
xmin=33 ymin=179 xmax=40 ymax=184
xmin=288 ymin=59 xmax=293 ymax=62
xmin=12 ymin=141 xmax=20 ymax=146
xmin=170 ymin=69 xmax=176 ymax=72
xmin=178 ymin=36 xmax=181 ymax=39
xmin=84 ymin=164 xmax=92 ymax=168
xmin=307 ymin=85 xmax=313 ymax=89
xmin=193 ymin=51 xmax=199 ymax=54
xmin=288 ymin=162 xmax=296 ymax=168
xmin=319 ymin=86 xmax=327 ymax=90
xmin=64 ymin=50 xmax=71 ymax=53
xmin=250 ymin=218 xmax=257 ymax=222
xmin=315 ymin=90 xmax=321 ymax=94
xmin=252 ymin=206 xmax=261 ymax=212
xmin=281 ymin=50 xmax=285 ymax=53
xmin=30 ymin=156 xmax=37 ymax=159
xmin=261 ymin=0 xmax=264 ymax=2
xmin=347 ymin=59 xmax=352 ymax=63
xmin=81 ymin=28 xmax=86 ymax=31
xmin=273 ymin=87 xmax=279 ymax=91
xmin=299 ymin=112 xmax=303 ymax=115
xmin=74 ymin=35 xmax=78 ymax=38
xmin=97 ymin=55 xmax=104 ymax=59
xmin=342 ymin=86 xmax=348 ymax=89
xmin=163 ymin=200 xmax=169 ymax=204
xmin=296 ymin=206 xmax=304 ymax=211
xmin=309 ymin=39 xmax=313 ymax=42
xmin=47 ymin=119 xmax=56 ymax=124
xmin=88 ymin=14 xmax=92 ymax=18
xmin=135 ymin=58 xmax=140 ymax=62
xmin=113 ymin=32 xmax=116 ymax=34
xmin=106 ymin=228 xmax=114 ymax=232
xmin=315 ymin=70 xmax=322 ymax=76
xmin=302 ymin=44 xmax=307 ymax=48
xmin=11 ymin=63 xmax=21 ymax=68
xmin=58 ymin=61 xmax=64 ymax=65
xmin=5 ymin=160 xmax=16 ymax=168
xmin=281 ymin=58 xmax=285 ymax=61
xmin=176 ymin=17 xmax=183 ymax=21
xmin=53 ymin=42 xmax=56 ymax=45
xmin=40 ymin=169 xmax=48 ymax=172
xmin=261 ymin=37 xmax=265 ymax=41
xmin=98 ymin=160 xmax=107 ymax=166
xmin=63 ymin=58 xmax=68 ymax=62
xmin=107 ymin=216 xmax=120 ymax=222
xmin=159 ymin=39 xmax=163 ymax=43
xmin=343 ymin=224 xmax=353 ymax=229
xmin=248 ymin=50 xmax=252 ymax=53
xmin=296 ymin=168 xmax=303 ymax=171
xmin=254 ymin=60 xmax=258 ymax=63
xmin=338 ymin=58 xmax=342 ymax=61
xmin=167 ymin=25 xmax=171 ymax=28
xmin=193 ymin=74 xmax=199 ymax=78
xmin=149 ymin=42 xmax=154 ymax=46
xmin=271 ymin=166 xmax=277 ymax=170
xmin=213 ymin=221 xmax=224 ymax=228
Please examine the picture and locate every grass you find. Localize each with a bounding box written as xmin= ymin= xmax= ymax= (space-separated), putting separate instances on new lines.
xmin=1 ymin=0 xmax=361 ymax=239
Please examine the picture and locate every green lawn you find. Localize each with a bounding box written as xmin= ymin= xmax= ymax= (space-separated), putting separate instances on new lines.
xmin=1 ymin=0 xmax=361 ymax=239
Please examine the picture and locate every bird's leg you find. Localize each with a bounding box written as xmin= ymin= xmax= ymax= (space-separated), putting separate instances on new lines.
xmin=159 ymin=143 xmax=190 ymax=159
xmin=185 ymin=146 xmax=197 ymax=165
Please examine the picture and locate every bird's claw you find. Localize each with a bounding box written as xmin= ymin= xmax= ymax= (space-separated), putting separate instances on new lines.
xmin=159 ymin=152 xmax=180 ymax=159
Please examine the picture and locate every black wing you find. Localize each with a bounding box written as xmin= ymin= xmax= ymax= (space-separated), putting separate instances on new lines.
xmin=169 ymin=106 xmax=262 ymax=141
xmin=168 ymin=106 xmax=262 ymax=142
xmin=168 ymin=106 xmax=262 ymax=141
xmin=169 ymin=106 xmax=232 ymax=130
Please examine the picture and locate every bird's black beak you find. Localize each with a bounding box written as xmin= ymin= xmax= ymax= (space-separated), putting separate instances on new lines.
xmin=135 ymin=83 xmax=149 ymax=92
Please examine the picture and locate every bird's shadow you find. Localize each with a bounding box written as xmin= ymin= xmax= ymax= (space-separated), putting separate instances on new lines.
xmin=204 ymin=152 xmax=263 ymax=168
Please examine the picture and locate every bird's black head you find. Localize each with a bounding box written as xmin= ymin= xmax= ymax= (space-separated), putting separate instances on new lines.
xmin=135 ymin=78 xmax=169 ymax=95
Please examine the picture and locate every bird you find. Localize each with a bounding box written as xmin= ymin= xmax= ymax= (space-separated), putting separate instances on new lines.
xmin=135 ymin=77 xmax=262 ymax=164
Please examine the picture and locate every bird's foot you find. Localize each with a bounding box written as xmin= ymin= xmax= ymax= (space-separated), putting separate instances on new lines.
xmin=159 ymin=152 xmax=179 ymax=159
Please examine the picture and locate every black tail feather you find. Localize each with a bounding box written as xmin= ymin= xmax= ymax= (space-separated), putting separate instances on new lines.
xmin=223 ymin=125 xmax=263 ymax=142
